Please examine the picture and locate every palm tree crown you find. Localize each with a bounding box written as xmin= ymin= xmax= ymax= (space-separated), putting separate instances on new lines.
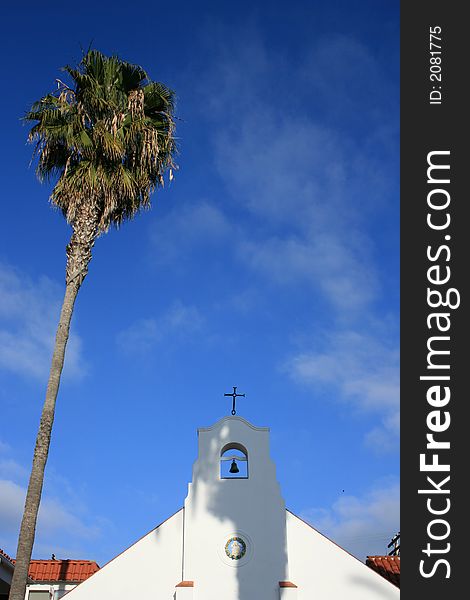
xmin=26 ymin=49 xmax=177 ymax=232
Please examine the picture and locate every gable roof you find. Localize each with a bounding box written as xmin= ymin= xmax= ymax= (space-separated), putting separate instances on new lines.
xmin=366 ymin=555 xmax=400 ymax=588
xmin=26 ymin=560 xmax=100 ymax=583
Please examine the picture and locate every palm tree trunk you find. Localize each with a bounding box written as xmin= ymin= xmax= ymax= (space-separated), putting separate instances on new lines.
xmin=9 ymin=280 xmax=80 ymax=600
xmin=9 ymin=204 xmax=98 ymax=600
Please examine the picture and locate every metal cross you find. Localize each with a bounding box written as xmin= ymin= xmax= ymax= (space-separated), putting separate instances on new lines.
xmin=224 ymin=386 xmax=245 ymax=415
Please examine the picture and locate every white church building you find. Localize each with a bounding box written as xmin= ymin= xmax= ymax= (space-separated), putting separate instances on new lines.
xmin=63 ymin=415 xmax=399 ymax=599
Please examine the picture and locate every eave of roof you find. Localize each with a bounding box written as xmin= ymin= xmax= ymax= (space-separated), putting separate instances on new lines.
xmin=11 ymin=559 xmax=100 ymax=583
xmin=366 ymin=555 xmax=400 ymax=588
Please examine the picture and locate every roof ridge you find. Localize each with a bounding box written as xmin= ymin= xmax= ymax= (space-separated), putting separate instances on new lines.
xmin=12 ymin=559 xmax=99 ymax=564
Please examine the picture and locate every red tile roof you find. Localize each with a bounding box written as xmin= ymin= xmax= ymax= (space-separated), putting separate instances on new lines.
xmin=25 ymin=560 xmax=100 ymax=583
xmin=366 ymin=555 xmax=400 ymax=588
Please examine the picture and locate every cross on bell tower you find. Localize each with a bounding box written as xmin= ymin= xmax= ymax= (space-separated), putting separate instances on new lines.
xmin=224 ymin=386 xmax=245 ymax=415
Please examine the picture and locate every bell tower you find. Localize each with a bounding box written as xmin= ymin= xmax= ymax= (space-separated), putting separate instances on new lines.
xmin=181 ymin=416 xmax=288 ymax=599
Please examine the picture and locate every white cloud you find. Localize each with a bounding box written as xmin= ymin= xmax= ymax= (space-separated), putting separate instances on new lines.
xmin=0 ymin=262 xmax=86 ymax=381
xmin=0 ymin=457 xmax=29 ymax=482
xmin=364 ymin=410 xmax=400 ymax=454
xmin=287 ymin=330 xmax=399 ymax=451
xmin=239 ymin=233 xmax=378 ymax=313
xmin=117 ymin=300 xmax=204 ymax=354
xmin=301 ymin=479 xmax=400 ymax=560
xmin=151 ymin=28 xmax=399 ymax=452
xmin=0 ymin=442 xmax=104 ymax=558
xmin=153 ymin=31 xmax=396 ymax=322
xmin=186 ymin=29 xmax=399 ymax=451
xmin=215 ymin=116 xmax=353 ymax=227
xmin=199 ymin=32 xmax=393 ymax=317
xmin=0 ymin=479 xmax=99 ymax=540
xmin=204 ymin=29 xmax=395 ymax=225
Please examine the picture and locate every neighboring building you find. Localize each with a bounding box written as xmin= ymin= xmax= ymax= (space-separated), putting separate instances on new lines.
xmin=366 ymin=555 xmax=400 ymax=588
xmin=56 ymin=415 xmax=399 ymax=599
xmin=24 ymin=559 xmax=100 ymax=599
xmin=1 ymin=551 xmax=98 ymax=600
xmin=0 ymin=548 xmax=15 ymax=600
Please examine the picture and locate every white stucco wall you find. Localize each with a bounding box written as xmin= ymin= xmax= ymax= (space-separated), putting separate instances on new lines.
xmin=63 ymin=509 xmax=184 ymax=600
xmin=285 ymin=510 xmax=399 ymax=599
xmin=183 ymin=416 xmax=288 ymax=600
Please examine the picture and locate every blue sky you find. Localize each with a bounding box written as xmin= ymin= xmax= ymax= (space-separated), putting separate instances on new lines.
xmin=0 ymin=0 xmax=399 ymax=563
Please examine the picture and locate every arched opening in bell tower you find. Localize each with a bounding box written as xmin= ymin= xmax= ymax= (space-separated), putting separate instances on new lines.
xmin=220 ymin=442 xmax=249 ymax=479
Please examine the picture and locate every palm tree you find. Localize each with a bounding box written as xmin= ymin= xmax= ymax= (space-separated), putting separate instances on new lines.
xmin=9 ymin=50 xmax=177 ymax=600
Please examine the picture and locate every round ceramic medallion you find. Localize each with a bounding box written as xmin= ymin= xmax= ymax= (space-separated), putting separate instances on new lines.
xmin=218 ymin=530 xmax=253 ymax=567
xmin=224 ymin=536 xmax=247 ymax=560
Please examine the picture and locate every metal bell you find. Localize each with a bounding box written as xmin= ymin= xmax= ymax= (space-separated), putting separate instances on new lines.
xmin=229 ymin=459 xmax=239 ymax=474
